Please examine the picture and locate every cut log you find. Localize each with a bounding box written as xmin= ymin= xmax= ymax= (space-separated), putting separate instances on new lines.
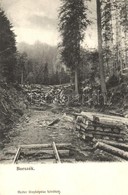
xmin=74 ymin=111 xmax=128 ymax=127
xmin=95 ymin=142 xmax=128 ymax=160
xmin=109 ymin=111 xmax=124 ymax=117
xmin=19 ymin=143 xmax=71 ymax=149
xmin=61 ymin=158 xmax=76 ymax=163
xmin=21 ymin=150 xmax=69 ymax=157
xmin=95 ymin=149 xmax=126 ymax=162
xmin=95 ymin=140 xmax=128 ymax=151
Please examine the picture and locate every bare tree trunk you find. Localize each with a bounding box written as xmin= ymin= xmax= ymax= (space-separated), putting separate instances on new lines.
xmin=96 ymin=0 xmax=107 ymax=104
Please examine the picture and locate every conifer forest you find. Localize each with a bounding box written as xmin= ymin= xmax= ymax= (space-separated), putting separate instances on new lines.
xmin=0 ymin=0 xmax=128 ymax=163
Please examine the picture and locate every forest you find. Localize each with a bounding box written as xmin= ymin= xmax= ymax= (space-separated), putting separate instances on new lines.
xmin=0 ymin=0 xmax=127 ymax=98
xmin=0 ymin=0 xmax=128 ymax=163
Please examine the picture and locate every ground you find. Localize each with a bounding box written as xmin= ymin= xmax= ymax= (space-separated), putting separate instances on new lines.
xmin=0 ymin=103 xmax=121 ymax=163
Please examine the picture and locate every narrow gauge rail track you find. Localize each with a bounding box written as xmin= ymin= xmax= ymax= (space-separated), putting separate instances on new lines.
xmin=13 ymin=142 xmax=74 ymax=163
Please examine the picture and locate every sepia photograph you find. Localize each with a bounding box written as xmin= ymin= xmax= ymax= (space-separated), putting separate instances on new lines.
xmin=0 ymin=0 xmax=128 ymax=164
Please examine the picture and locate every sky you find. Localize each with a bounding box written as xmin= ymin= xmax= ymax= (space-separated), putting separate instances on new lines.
xmin=1 ymin=0 xmax=97 ymax=48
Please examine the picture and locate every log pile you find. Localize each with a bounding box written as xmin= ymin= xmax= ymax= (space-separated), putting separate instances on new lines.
xmin=22 ymin=84 xmax=79 ymax=106
xmin=75 ymin=111 xmax=128 ymax=142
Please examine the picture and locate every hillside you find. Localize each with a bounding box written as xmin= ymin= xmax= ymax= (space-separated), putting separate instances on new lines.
xmin=0 ymin=81 xmax=27 ymax=145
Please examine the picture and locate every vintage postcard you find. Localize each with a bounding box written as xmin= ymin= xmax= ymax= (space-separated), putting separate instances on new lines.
xmin=0 ymin=0 xmax=128 ymax=194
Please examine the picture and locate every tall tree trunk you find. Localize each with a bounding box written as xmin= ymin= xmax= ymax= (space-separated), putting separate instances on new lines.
xmin=74 ymin=68 xmax=79 ymax=94
xmin=21 ymin=68 xmax=24 ymax=84
xmin=124 ymin=0 xmax=128 ymax=67
xmin=96 ymin=0 xmax=107 ymax=104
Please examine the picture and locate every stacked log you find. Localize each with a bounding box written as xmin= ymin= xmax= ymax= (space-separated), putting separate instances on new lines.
xmin=75 ymin=111 xmax=128 ymax=142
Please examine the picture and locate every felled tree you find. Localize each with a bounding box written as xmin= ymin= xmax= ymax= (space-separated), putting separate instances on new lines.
xmin=0 ymin=8 xmax=17 ymax=83
xmin=58 ymin=0 xmax=90 ymax=94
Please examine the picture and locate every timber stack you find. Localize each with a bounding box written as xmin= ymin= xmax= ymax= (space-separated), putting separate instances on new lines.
xmin=21 ymin=84 xmax=77 ymax=106
xmin=74 ymin=111 xmax=128 ymax=142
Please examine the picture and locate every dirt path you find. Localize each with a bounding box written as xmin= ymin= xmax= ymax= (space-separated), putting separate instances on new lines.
xmin=0 ymin=106 xmax=120 ymax=163
xmin=0 ymin=108 xmax=79 ymax=163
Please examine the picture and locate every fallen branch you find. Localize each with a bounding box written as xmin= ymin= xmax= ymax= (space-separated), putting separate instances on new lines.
xmin=48 ymin=113 xmax=73 ymax=126
xmin=48 ymin=118 xmax=60 ymax=126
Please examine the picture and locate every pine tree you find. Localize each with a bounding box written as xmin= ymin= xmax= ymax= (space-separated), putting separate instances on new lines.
xmin=0 ymin=8 xmax=17 ymax=83
xmin=58 ymin=0 xmax=90 ymax=94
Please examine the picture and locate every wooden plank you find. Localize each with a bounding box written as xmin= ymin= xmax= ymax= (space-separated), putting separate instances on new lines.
xmin=52 ymin=142 xmax=61 ymax=163
xmin=81 ymin=111 xmax=128 ymax=125
xmin=95 ymin=142 xmax=128 ymax=160
xmin=13 ymin=147 xmax=21 ymax=164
